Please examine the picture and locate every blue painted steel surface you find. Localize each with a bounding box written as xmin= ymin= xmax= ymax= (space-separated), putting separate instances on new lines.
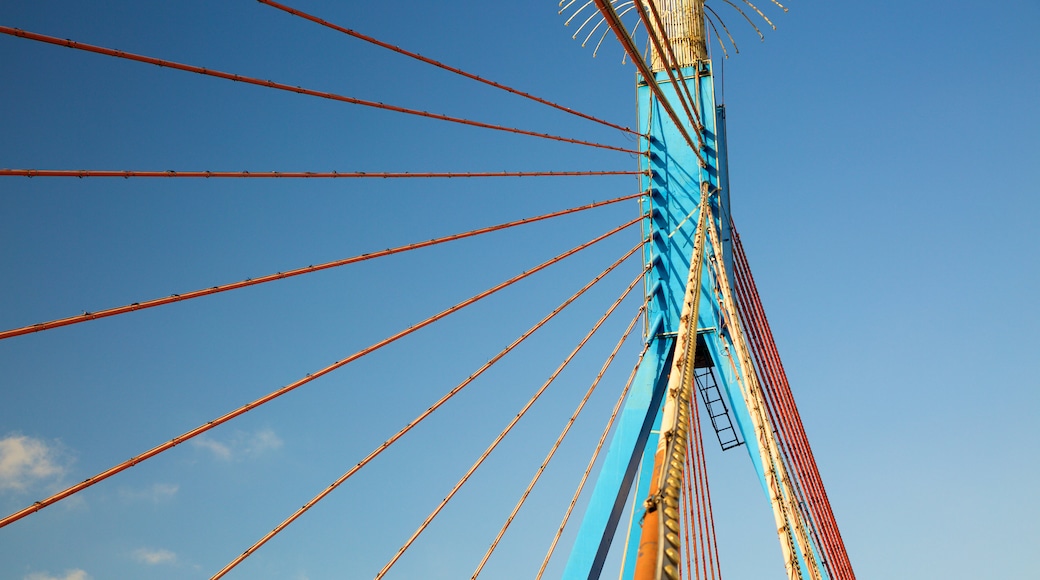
xmin=564 ymin=63 xmax=825 ymax=580
xmin=618 ymin=409 xmax=662 ymax=580
xmin=560 ymin=337 xmax=672 ymax=579
xmin=715 ymin=105 xmax=734 ymax=279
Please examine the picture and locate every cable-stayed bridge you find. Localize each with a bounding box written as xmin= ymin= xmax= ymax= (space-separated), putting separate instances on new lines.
xmin=0 ymin=2 xmax=863 ymax=579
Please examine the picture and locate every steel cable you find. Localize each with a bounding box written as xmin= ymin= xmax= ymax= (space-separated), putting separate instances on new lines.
xmin=470 ymin=304 xmax=646 ymax=578
xmin=375 ymin=268 xmax=647 ymax=579
xmin=705 ymin=216 xmax=823 ymax=580
xmin=0 ymin=26 xmax=643 ymax=156
xmin=632 ymin=0 xmax=705 ymax=143
xmin=731 ymin=226 xmax=855 ymax=579
xmin=0 ymin=215 xmax=642 ymax=530
xmin=257 ymin=0 xmax=641 ymax=136
xmin=589 ymin=2 xmax=707 ymax=166
xmin=0 ymin=169 xmax=645 ymax=179
xmin=640 ymin=0 xmax=708 ymax=140
xmin=730 ymin=249 xmax=835 ymax=578
xmin=0 ymin=193 xmax=642 ymax=342
xmin=535 ymin=338 xmax=649 ymax=579
xmin=210 ymin=241 xmax=648 ymax=579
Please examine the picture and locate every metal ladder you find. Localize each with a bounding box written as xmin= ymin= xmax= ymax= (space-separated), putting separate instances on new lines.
xmin=695 ymin=366 xmax=744 ymax=451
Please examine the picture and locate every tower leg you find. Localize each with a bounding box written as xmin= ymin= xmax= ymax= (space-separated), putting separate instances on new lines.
xmin=561 ymin=337 xmax=674 ymax=579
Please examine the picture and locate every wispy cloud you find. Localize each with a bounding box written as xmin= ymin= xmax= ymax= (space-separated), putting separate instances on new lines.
xmin=119 ymin=482 xmax=179 ymax=503
xmin=0 ymin=434 xmax=66 ymax=492
xmin=191 ymin=428 xmax=283 ymax=461
xmin=191 ymin=437 xmax=233 ymax=460
xmin=134 ymin=547 xmax=177 ymax=565
xmin=24 ymin=569 xmax=90 ymax=580
xmin=244 ymin=428 xmax=283 ymax=455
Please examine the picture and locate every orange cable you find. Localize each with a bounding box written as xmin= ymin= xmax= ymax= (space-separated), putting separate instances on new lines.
xmin=374 ymin=268 xmax=648 ymax=579
xmin=632 ymin=0 xmax=706 ymax=146
xmin=0 ymin=215 xmax=642 ymax=530
xmin=0 ymin=193 xmax=643 ymax=342
xmin=535 ymin=335 xmax=650 ymax=579
xmin=257 ymin=0 xmax=641 ymax=136
xmin=589 ymin=2 xmax=707 ymax=167
xmin=0 ymin=26 xmax=643 ymax=156
xmin=470 ymin=304 xmax=646 ymax=578
xmin=211 ymin=242 xmax=647 ymax=579
xmin=0 ymin=169 xmax=643 ymax=179
xmin=683 ymin=437 xmax=699 ymax=579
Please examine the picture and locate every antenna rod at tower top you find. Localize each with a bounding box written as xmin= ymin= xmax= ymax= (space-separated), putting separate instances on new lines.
xmin=648 ymin=0 xmax=708 ymax=70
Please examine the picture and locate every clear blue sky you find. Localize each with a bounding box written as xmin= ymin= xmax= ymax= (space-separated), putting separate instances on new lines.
xmin=1 ymin=1 xmax=1038 ymax=579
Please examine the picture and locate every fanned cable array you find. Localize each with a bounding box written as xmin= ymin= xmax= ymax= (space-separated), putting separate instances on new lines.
xmin=0 ymin=1 xmax=859 ymax=578
xmin=1 ymin=1 xmax=658 ymax=575
xmin=0 ymin=208 xmax=644 ymax=530
xmin=731 ymin=225 xmax=856 ymax=580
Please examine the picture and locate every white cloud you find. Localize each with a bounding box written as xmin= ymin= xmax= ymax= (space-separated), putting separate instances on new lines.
xmin=24 ymin=569 xmax=90 ymax=580
xmin=119 ymin=482 xmax=179 ymax=502
xmin=192 ymin=429 xmax=283 ymax=461
xmin=190 ymin=437 xmax=232 ymax=460
xmin=0 ymin=434 xmax=65 ymax=492
xmin=245 ymin=428 xmax=283 ymax=455
xmin=134 ymin=547 xmax=177 ymax=565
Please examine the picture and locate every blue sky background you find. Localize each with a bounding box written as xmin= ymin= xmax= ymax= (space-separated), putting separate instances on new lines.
xmin=1 ymin=1 xmax=1038 ymax=579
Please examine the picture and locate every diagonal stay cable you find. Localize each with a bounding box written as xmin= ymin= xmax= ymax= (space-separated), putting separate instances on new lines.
xmin=0 ymin=26 xmax=643 ymax=156
xmin=210 ymin=241 xmax=647 ymax=579
xmin=374 ymin=268 xmax=647 ymax=579
xmin=257 ymin=0 xmax=640 ymax=136
xmin=471 ymin=304 xmax=645 ymax=579
xmin=589 ymin=1 xmax=707 ymax=167
xmin=641 ymin=0 xmax=706 ymax=135
xmin=536 ymin=330 xmax=650 ymax=579
xmin=0 ymin=193 xmax=642 ymax=342
xmin=681 ymin=442 xmax=697 ymax=580
xmin=0 ymin=169 xmax=643 ymax=179
xmin=0 ymin=214 xmax=642 ymax=530
xmin=632 ymin=0 xmax=705 ymax=142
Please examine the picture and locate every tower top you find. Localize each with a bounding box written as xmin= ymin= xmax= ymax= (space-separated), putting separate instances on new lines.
xmin=649 ymin=0 xmax=708 ymax=70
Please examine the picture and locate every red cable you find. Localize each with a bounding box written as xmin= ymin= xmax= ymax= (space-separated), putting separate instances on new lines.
xmin=641 ymin=0 xmax=705 ymax=138
xmin=682 ymin=443 xmax=697 ymax=579
xmin=632 ymin=0 xmax=706 ymax=147
xmin=0 ymin=215 xmax=643 ymax=530
xmin=373 ymin=267 xmax=647 ymax=580
xmin=535 ymin=339 xmax=650 ymax=579
xmin=469 ymin=303 xmax=648 ymax=579
xmin=0 ymin=169 xmax=644 ymax=179
xmin=686 ymin=371 xmax=723 ymax=579
xmin=589 ymin=1 xmax=708 ymax=167
xmin=732 ymin=227 xmax=855 ymax=579
xmin=689 ymin=385 xmax=712 ymax=580
xmin=732 ymin=260 xmax=840 ymax=579
xmin=257 ymin=0 xmax=640 ymax=136
xmin=736 ymin=270 xmax=837 ymax=578
xmin=0 ymin=26 xmax=643 ymax=156
xmin=699 ymin=400 xmax=724 ymax=580
xmin=731 ymin=241 xmax=840 ymax=578
xmin=212 ymin=244 xmax=648 ymax=579
xmin=0 ymin=193 xmax=643 ymax=342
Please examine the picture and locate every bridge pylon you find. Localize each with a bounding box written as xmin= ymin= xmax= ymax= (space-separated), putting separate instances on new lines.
xmin=562 ymin=2 xmax=835 ymax=579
